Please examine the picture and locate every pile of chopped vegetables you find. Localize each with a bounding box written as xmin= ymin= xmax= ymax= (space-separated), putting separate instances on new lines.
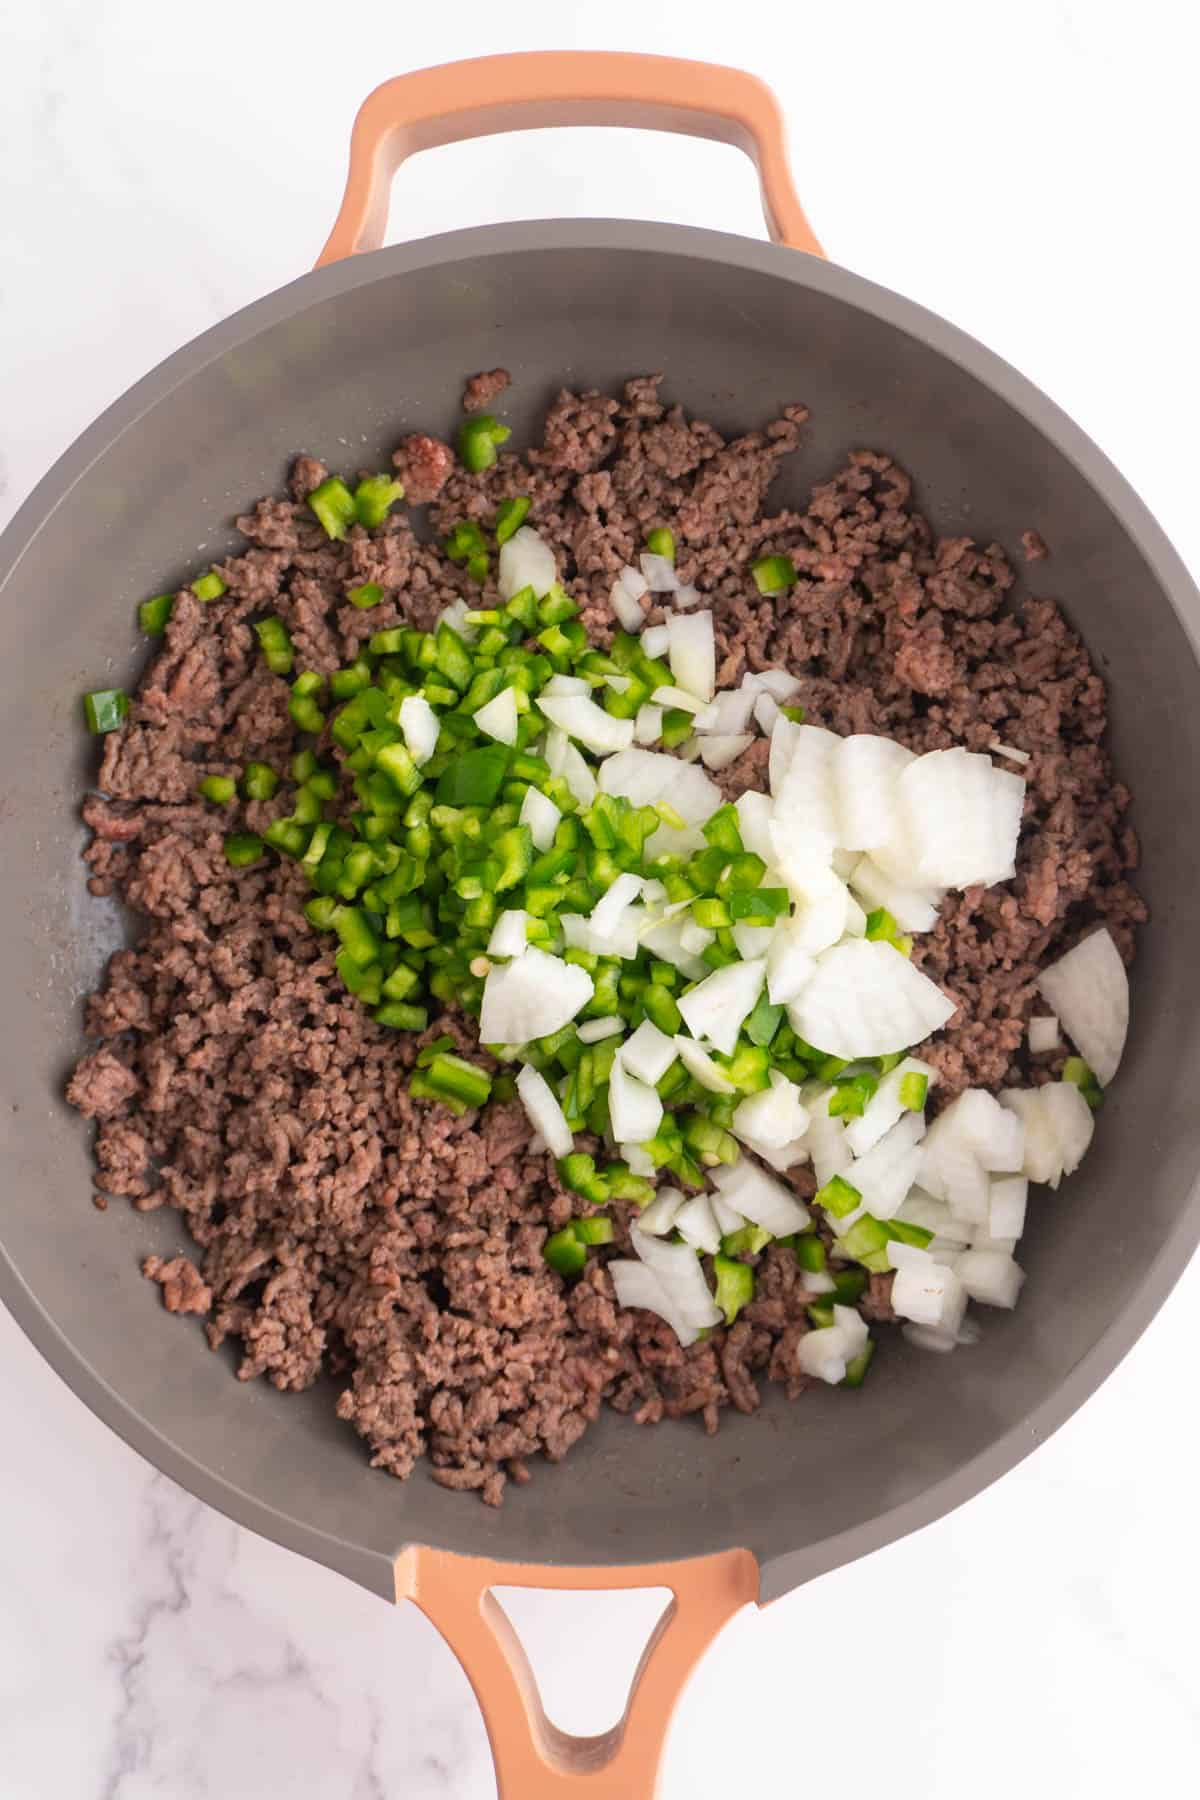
xmin=84 ymin=473 xmax=1132 ymax=1388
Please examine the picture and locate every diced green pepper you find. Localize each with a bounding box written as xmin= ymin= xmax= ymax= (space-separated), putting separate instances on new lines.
xmin=458 ymin=414 xmax=511 ymax=473
xmin=308 ymin=476 xmax=358 ymax=540
xmin=138 ymin=593 xmax=174 ymax=635
xmin=255 ymin=617 xmax=294 ymax=675
xmin=354 ymin=474 xmax=404 ymax=529
xmin=813 ymin=1174 xmax=863 ymax=1219
xmin=751 ymin=554 xmax=797 ymax=594
xmin=191 ymin=570 xmax=227 ymax=602
xmin=83 ymin=688 xmax=129 ymax=734
xmin=224 ymin=832 xmax=264 ymax=866
xmin=347 ymin=581 xmax=384 ymax=609
xmin=495 ymin=495 xmax=531 ymax=545
xmin=713 ymin=1255 xmax=755 ymax=1325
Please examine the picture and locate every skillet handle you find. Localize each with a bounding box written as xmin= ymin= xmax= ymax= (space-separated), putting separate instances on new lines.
xmin=315 ymin=51 xmax=823 ymax=266
xmin=396 ymin=1544 xmax=758 ymax=1797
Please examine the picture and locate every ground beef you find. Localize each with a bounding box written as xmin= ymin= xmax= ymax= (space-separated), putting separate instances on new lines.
xmin=391 ymin=434 xmax=455 ymax=505
xmin=1021 ymin=528 xmax=1049 ymax=562
xmin=68 ymin=378 xmax=1142 ymax=1503
xmin=462 ymin=368 xmax=511 ymax=413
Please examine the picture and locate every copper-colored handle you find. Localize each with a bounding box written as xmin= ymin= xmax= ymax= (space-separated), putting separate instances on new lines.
xmin=396 ymin=1545 xmax=758 ymax=1796
xmin=315 ymin=51 xmax=824 ymax=266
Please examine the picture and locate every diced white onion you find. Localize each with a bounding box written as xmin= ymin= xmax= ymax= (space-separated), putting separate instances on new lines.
xmin=803 ymin=1093 xmax=854 ymax=1187
xmin=577 ymin=1015 xmax=624 ymax=1044
xmin=436 ymin=597 xmax=477 ymax=640
xmin=988 ymin=1175 xmax=1028 ymax=1240
xmin=651 ymin=684 xmax=704 ymax=714
xmin=677 ymin=958 xmax=766 ymax=1055
xmin=637 ymin=1187 xmax=685 ymax=1236
xmin=609 ymin=1259 xmax=701 ymax=1346
xmin=989 ymin=740 xmax=1031 ymax=765
xmin=591 ymin=871 xmax=644 ymax=939
xmin=844 ymin=1056 xmax=934 ymax=1157
xmin=801 ymin=1270 xmax=837 ymax=1295
xmin=847 ymin=1111 xmax=926 ymax=1220
xmin=640 ymin=917 xmax=709 ymax=981
xmin=999 ymin=1083 xmax=1094 ymax=1189
xmin=734 ymin=791 xmax=777 ymax=863
xmin=634 ymin=703 xmax=664 ymax=745
xmin=519 ymin=785 xmax=560 ymax=852
xmin=609 ymin=575 xmax=645 ymax=631
xmin=709 ymin=1192 xmax=746 ymax=1236
xmin=731 ymin=919 xmax=775 ymax=962
xmin=834 ymin=735 xmax=914 ymax=851
xmin=846 ymin=855 xmax=942 ymax=934
xmin=598 ymin=748 xmax=720 ymax=836
xmin=694 ymin=688 xmax=757 ymax=735
xmin=473 ymin=685 xmax=518 ymax=745
xmin=1039 ymin=1081 xmax=1095 ymax=1183
xmin=788 ymin=938 xmax=955 ymax=1060
xmin=543 ymin=673 xmax=590 ymax=696
xmin=675 ymin=1194 xmax=722 ymax=1254
xmin=641 ymin=624 xmax=671 ymax=659
xmin=515 ymin=1064 xmax=573 ymax=1157
xmin=768 ymin=715 xmax=804 ymax=796
xmin=667 ymin=612 xmax=716 ymax=703
xmin=699 ymin=733 xmax=754 ymax=770
xmin=711 ymin=1160 xmax=812 ymax=1236
xmin=479 ymin=947 xmax=593 ymax=1044
xmin=498 ymin=525 xmax=558 ymax=600
xmin=631 ymin=1228 xmax=722 ymax=1329
xmin=732 ymin=1071 xmax=810 ymax=1150
xmin=772 ymin=724 xmax=841 ymax=857
xmin=797 ymin=1305 xmax=869 ymax=1386
xmin=935 ymin=1089 xmax=1025 ymax=1173
xmin=621 ymin=1142 xmax=657 ymax=1178
xmin=797 ymin=1326 xmax=850 ymax=1385
xmin=672 ymin=583 xmax=701 ymax=609
xmin=893 ymin=747 xmax=1025 ymax=889
xmin=753 ymin=670 xmax=802 ymax=703
xmin=674 ymin=1035 xmax=736 ymax=1093
xmin=621 ymin=1019 xmax=678 ymax=1085
xmin=1035 ymin=927 xmax=1128 ymax=1086
xmin=561 ymin=907 xmax=641 ymax=962
xmin=538 ymin=694 xmax=634 ymax=755
xmin=545 ymin=726 xmax=597 ymax=807
xmin=767 ymin=849 xmax=848 ymax=955
xmin=640 ymin=552 xmax=679 ymax=593
xmin=678 ymin=919 xmax=714 ymax=957
xmin=892 ymin=1260 xmax=967 ymax=1333
xmin=1027 ymin=1014 xmax=1061 ymax=1054
xmin=398 ymin=694 xmax=440 ymax=766
xmin=956 ymin=1249 xmax=1025 ymax=1309
xmin=608 ymin=1056 xmax=663 ymax=1143
xmin=753 ymin=692 xmax=780 ymax=734
xmin=765 ymin=924 xmax=817 ymax=1005
xmin=918 ymin=1117 xmax=990 ymax=1223
xmin=487 ymin=909 xmax=528 ymax=960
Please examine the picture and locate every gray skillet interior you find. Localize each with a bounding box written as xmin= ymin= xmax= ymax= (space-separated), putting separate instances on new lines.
xmin=2 ymin=221 xmax=1198 ymax=1607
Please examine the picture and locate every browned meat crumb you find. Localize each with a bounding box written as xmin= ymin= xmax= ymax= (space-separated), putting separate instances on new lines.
xmin=390 ymin=433 xmax=455 ymax=504
xmin=1021 ymin=528 xmax=1049 ymax=561
xmin=462 ymin=368 xmax=510 ymax=413
xmin=143 ymin=1254 xmax=213 ymax=1315
xmin=67 ymin=376 xmax=1143 ymax=1503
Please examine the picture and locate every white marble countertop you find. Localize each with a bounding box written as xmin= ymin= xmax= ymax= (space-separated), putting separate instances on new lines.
xmin=3 ymin=2 xmax=1199 ymax=1794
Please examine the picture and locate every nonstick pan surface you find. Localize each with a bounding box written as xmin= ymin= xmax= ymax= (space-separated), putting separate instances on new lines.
xmin=2 ymin=53 xmax=1199 ymax=1796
